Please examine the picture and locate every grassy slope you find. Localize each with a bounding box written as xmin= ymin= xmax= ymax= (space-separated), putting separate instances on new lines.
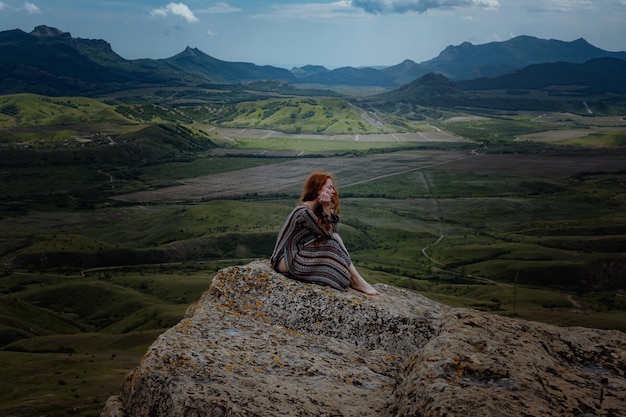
xmin=0 ymin=93 xmax=140 ymax=148
xmin=0 ymin=268 xmax=216 ymax=417
xmin=180 ymin=97 xmax=430 ymax=135
xmin=0 ymin=93 xmax=131 ymax=128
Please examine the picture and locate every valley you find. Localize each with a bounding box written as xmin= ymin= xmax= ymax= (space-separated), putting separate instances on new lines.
xmin=0 ymin=28 xmax=625 ymax=417
xmin=1 ymin=98 xmax=625 ymax=417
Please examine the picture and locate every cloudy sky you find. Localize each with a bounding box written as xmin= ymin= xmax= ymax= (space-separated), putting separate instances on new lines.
xmin=1 ymin=0 xmax=625 ymax=69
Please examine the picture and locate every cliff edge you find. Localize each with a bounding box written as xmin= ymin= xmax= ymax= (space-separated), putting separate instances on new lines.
xmin=102 ymin=260 xmax=625 ymax=417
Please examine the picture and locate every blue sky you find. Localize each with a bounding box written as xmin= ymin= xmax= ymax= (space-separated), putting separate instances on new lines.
xmin=1 ymin=0 xmax=625 ymax=69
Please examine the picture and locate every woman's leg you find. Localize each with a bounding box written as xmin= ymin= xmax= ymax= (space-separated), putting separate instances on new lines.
xmin=276 ymin=257 xmax=289 ymax=274
xmin=332 ymin=233 xmax=379 ymax=296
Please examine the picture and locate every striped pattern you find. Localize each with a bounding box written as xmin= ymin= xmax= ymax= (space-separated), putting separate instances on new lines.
xmin=271 ymin=205 xmax=351 ymax=290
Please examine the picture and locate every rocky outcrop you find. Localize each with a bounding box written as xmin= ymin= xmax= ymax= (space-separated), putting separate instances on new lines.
xmin=102 ymin=260 xmax=626 ymax=417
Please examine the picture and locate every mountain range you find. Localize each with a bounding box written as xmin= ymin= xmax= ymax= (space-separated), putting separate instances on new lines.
xmin=364 ymin=58 xmax=626 ymax=115
xmin=295 ymin=35 xmax=626 ymax=87
xmin=382 ymin=36 xmax=626 ymax=83
xmin=1 ymin=25 xmax=625 ymax=96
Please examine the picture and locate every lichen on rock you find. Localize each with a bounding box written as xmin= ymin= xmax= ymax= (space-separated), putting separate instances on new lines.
xmin=102 ymin=260 xmax=626 ymax=417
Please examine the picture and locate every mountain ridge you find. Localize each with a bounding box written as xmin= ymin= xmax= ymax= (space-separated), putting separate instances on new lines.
xmin=164 ymin=46 xmax=296 ymax=83
xmin=0 ymin=26 xmax=295 ymax=95
xmin=1 ymin=26 xmax=625 ymax=95
xmin=378 ymin=35 xmax=626 ymax=84
xmin=458 ymin=57 xmax=626 ymax=94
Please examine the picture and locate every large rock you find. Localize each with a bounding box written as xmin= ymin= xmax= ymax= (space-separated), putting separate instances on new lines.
xmin=102 ymin=260 xmax=625 ymax=417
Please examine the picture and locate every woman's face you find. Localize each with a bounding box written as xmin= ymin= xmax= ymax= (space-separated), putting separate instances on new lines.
xmin=320 ymin=178 xmax=336 ymax=197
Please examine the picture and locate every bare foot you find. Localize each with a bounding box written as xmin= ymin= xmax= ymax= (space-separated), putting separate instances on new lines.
xmin=351 ymin=274 xmax=380 ymax=296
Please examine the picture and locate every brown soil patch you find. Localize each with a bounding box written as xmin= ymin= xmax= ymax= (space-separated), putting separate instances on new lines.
xmin=113 ymin=151 xmax=624 ymax=203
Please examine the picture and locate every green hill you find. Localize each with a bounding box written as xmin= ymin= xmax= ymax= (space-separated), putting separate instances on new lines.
xmin=371 ymin=72 xmax=461 ymax=103
xmin=0 ymin=94 xmax=132 ymax=128
xmin=186 ymin=97 xmax=389 ymax=135
xmin=0 ymin=297 xmax=88 ymax=345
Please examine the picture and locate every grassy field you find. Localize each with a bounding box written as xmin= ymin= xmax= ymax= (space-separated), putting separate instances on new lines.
xmin=178 ymin=97 xmax=390 ymax=135
xmin=1 ymin=95 xmax=625 ymax=417
xmin=0 ymin=264 xmax=231 ymax=417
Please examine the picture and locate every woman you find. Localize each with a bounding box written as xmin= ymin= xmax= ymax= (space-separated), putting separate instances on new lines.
xmin=270 ymin=171 xmax=379 ymax=296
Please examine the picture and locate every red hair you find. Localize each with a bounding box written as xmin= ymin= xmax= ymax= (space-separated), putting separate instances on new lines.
xmin=301 ymin=171 xmax=340 ymax=229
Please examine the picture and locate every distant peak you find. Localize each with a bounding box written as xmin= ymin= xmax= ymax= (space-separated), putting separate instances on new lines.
xmin=181 ymin=46 xmax=204 ymax=57
xmin=31 ymin=25 xmax=71 ymax=39
xmin=441 ymin=41 xmax=474 ymax=52
xmin=510 ymin=35 xmax=538 ymax=41
xmin=419 ymin=72 xmax=455 ymax=85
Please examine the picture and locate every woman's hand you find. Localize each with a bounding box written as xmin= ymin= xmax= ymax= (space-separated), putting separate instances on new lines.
xmin=318 ymin=190 xmax=331 ymax=206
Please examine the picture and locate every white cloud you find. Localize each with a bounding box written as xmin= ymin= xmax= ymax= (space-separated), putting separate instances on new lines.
xmin=23 ymin=1 xmax=40 ymax=14
xmin=352 ymin=0 xmax=500 ymax=14
xmin=0 ymin=2 xmax=7 ymax=11
xmin=199 ymin=2 xmax=241 ymax=14
xmin=526 ymin=0 xmax=594 ymax=12
xmin=151 ymin=8 xmax=167 ymax=18
xmin=151 ymin=2 xmax=199 ymax=23
xmin=252 ymin=1 xmax=367 ymax=21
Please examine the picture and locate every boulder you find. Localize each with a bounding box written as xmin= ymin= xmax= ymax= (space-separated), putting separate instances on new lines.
xmin=102 ymin=260 xmax=625 ymax=417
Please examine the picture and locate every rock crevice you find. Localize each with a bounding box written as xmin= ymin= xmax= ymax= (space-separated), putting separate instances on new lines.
xmin=102 ymin=260 xmax=626 ymax=417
